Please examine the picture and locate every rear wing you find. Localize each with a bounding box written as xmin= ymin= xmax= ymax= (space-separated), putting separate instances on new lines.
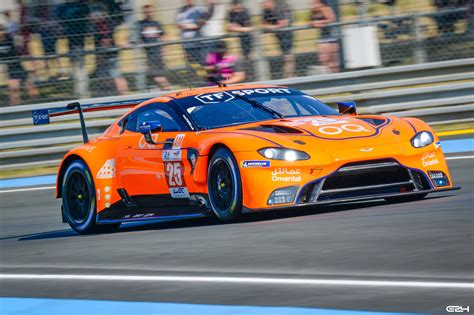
xmin=32 ymin=99 xmax=149 ymax=143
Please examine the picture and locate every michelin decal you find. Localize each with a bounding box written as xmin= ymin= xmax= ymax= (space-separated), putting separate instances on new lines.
xmin=241 ymin=160 xmax=271 ymax=168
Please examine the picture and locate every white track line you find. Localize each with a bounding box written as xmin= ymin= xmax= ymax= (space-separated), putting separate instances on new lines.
xmin=446 ymin=155 xmax=474 ymax=160
xmin=0 ymin=186 xmax=55 ymax=194
xmin=0 ymin=274 xmax=472 ymax=289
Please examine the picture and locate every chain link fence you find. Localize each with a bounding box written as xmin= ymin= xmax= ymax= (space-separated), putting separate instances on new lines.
xmin=0 ymin=1 xmax=473 ymax=106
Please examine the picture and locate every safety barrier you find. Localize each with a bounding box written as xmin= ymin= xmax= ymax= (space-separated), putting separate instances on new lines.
xmin=0 ymin=58 xmax=473 ymax=171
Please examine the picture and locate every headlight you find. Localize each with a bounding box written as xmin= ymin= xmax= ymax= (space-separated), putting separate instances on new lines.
xmin=411 ymin=131 xmax=434 ymax=148
xmin=258 ymin=148 xmax=310 ymax=161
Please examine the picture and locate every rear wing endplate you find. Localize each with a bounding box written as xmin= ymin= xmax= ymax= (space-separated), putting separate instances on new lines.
xmin=32 ymin=98 xmax=149 ymax=143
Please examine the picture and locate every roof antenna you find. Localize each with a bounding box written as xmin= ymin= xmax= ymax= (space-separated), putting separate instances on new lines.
xmin=181 ymin=43 xmax=193 ymax=90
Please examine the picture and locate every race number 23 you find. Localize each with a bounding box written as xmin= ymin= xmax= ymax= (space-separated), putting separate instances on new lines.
xmin=166 ymin=162 xmax=183 ymax=187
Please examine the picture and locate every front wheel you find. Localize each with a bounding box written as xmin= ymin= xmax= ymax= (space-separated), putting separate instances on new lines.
xmin=207 ymin=148 xmax=243 ymax=223
xmin=62 ymin=160 xmax=120 ymax=234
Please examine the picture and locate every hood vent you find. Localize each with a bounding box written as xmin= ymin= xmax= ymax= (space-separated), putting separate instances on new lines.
xmin=356 ymin=118 xmax=386 ymax=126
xmin=242 ymin=125 xmax=303 ymax=134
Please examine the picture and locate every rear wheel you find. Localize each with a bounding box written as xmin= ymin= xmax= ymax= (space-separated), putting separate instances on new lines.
xmin=62 ymin=160 xmax=120 ymax=234
xmin=207 ymin=148 xmax=243 ymax=223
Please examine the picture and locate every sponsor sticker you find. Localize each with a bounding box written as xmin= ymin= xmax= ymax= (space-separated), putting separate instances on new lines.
xmin=32 ymin=109 xmax=49 ymax=125
xmin=138 ymin=134 xmax=159 ymax=149
xmin=241 ymin=160 xmax=271 ymax=168
xmin=271 ymin=168 xmax=302 ymax=182
xmin=422 ymin=151 xmax=439 ymax=167
xmin=165 ymin=162 xmax=185 ymax=187
xmin=317 ymin=124 xmax=371 ymax=135
xmin=82 ymin=144 xmax=96 ymax=153
xmin=170 ymin=187 xmax=190 ymax=199
xmin=172 ymin=134 xmax=186 ymax=149
xmin=285 ymin=117 xmax=346 ymax=127
xmin=162 ymin=149 xmax=182 ymax=161
xmin=435 ymin=141 xmax=442 ymax=149
xmin=230 ymin=88 xmax=291 ymax=96
xmin=195 ymin=92 xmax=235 ymax=104
xmin=97 ymin=159 xmax=116 ymax=179
xmin=194 ymin=88 xmax=292 ymax=104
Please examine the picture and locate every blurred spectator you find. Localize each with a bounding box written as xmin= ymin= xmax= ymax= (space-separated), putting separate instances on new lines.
xmin=310 ymin=0 xmax=339 ymax=73
xmin=56 ymin=1 xmax=90 ymax=53
xmin=202 ymin=0 xmax=226 ymax=58
xmin=468 ymin=1 xmax=474 ymax=34
xmin=90 ymin=1 xmax=129 ymax=95
xmin=33 ymin=3 xmax=63 ymax=80
xmin=201 ymin=0 xmax=224 ymax=37
xmin=227 ymin=0 xmax=253 ymax=59
xmin=0 ymin=24 xmax=39 ymax=105
xmin=17 ymin=1 xmax=34 ymax=58
xmin=3 ymin=10 xmax=19 ymax=36
xmin=204 ymin=40 xmax=245 ymax=85
xmin=261 ymin=0 xmax=294 ymax=78
xmin=176 ymin=0 xmax=212 ymax=65
xmin=136 ymin=4 xmax=171 ymax=90
xmin=434 ymin=0 xmax=468 ymax=34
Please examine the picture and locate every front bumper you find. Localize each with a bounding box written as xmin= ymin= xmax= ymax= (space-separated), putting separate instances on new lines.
xmin=242 ymin=186 xmax=460 ymax=213
xmin=236 ymin=147 xmax=456 ymax=211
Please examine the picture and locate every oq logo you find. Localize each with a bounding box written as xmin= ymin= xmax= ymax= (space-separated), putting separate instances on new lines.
xmin=317 ymin=124 xmax=371 ymax=135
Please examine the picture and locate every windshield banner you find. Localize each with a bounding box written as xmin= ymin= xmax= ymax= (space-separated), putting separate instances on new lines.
xmin=194 ymin=88 xmax=294 ymax=104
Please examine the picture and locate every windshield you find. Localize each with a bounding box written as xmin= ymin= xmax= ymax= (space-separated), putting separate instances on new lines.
xmin=177 ymin=88 xmax=339 ymax=130
xmin=185 ymin=98 xmax=276 ymax=129
xmin=253 ymin=95 xmax=338 ymax=118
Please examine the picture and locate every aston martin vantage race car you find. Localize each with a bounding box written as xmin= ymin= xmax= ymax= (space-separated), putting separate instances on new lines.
xmin=33 ymin=84 xmax=458 ymax=234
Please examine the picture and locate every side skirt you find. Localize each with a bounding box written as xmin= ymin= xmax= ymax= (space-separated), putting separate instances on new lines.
xmin=96 ymin=192 xmax=211 ymax=224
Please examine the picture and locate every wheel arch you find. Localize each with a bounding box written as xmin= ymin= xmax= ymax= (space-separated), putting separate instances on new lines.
xmin=207 ymin=143 xmax=232 ymax=163
xmin=56 ymin=154 xmax=88 ymax=198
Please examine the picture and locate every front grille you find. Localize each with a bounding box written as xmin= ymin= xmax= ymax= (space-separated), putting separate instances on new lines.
xmin=297 ymin=160 xmax=429 ymax=204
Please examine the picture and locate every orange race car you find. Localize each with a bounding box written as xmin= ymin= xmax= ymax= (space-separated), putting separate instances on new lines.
xmin=33 ymin=84 xmax=458 ymax=234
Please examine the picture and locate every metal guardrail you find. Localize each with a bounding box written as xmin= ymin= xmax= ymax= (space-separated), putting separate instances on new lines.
xmin=0 ymin=58 xmax=473 ymax=171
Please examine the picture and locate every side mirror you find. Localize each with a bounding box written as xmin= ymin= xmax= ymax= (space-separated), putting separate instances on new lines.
xmin=337 ymin=101 xmax=357 ymax=116
xmin=138 ymin=120 xmax=162 ymax=145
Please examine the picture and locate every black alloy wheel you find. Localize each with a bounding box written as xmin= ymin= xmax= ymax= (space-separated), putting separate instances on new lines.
xmin=62 ymin=160 xmax=120 ymax=234
xmin=207 ymin=148 xmax=243 ymax=223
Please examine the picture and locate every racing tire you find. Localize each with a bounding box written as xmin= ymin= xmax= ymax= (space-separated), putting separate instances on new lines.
xmin=207 ymin=148 xmax=243 ymax=223
xmin=62 ymin=160 xmax=120 ymax=234
xmin=384 ymin=193 xmax=427 ymax=203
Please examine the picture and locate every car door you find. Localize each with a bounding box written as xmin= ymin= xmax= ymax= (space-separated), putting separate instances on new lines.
xmin=116 ymin=102 xmax=193 ymax=212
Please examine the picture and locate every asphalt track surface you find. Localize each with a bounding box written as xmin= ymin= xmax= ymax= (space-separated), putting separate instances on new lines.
xmin=0 ymin=157 xmax=473 ymax=314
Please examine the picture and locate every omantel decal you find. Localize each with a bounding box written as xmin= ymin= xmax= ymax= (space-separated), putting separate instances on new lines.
xmin=422 ymin=151 xmax=439 ymax=167
xmin=272 ymin=168 xmax=302 ymax=182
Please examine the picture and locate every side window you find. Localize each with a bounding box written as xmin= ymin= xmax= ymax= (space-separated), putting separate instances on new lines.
xmin=119 ymin=114 xmax=134 ymax=134
xmin=134 ymin=103 xmax=185 ymax=132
